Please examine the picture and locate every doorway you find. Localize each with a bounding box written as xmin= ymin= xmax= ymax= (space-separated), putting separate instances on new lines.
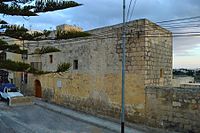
xmin=35 ymin=80 xmax=42 ymax=98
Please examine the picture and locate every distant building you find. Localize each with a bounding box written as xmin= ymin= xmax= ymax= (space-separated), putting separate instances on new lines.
xmin=56 ymin=24 xmax=83 ymax=32
xmin=180 ymin=83 xmax=200 ymax=88
xmin=0 ymin=36 xmax=21 ymax=46
xmin=0 ymin=51 xmax=23 ymax=62
xmin=172 ymin=76 xmax=194 ymax=87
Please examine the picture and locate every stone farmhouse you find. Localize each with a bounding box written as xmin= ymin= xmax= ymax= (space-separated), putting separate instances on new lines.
xmin=16 ymin=18 xmax=172 ymax=121
xmin=11 ymin=19 xmax=200 ymax=132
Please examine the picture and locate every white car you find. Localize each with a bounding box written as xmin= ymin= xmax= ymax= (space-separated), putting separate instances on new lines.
xmin=0 ymin=84 xmax=24 ymax=105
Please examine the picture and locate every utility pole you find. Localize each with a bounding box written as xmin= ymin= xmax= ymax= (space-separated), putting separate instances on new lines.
xmin=121 ymin=0 xmax=126 ymax=133
xmin=21 ymin=24 xmax=25 ymax=93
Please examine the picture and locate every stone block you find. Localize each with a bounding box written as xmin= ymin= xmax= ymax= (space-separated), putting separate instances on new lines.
xmin=172 ymin=101 xmax=181 ymax=107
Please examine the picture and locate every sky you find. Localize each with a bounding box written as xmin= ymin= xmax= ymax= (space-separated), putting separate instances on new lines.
xmin=1 ymin=0 xmax=200 ymax=69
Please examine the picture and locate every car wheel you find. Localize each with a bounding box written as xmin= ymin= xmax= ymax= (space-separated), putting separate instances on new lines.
xmin=0 ymin=95 xmax=2 ymax=101
xmin=7 ymin=98 xmax=10 ymax=106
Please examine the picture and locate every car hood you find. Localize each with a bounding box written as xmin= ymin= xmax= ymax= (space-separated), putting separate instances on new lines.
xmin=7 ymin=92 xmax=24 ymax=98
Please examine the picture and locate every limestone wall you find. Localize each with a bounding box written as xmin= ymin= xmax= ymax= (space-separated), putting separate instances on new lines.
xmin=6 ymin=52 xmax=23 ymax=62
xmin=26 ymin=72 xmax=146 ymax=123
xmin=146 ymin=87 xmax=200 ymax=133
xmin=144 ymin=21 xmax=172 ymax=86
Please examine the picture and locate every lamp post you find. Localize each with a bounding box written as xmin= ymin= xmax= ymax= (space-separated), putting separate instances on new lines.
xmin=121 ymin=0 xmax=126 ymax=133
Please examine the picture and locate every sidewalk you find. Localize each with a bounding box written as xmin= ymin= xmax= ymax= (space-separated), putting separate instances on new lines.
xmin=34 ymin=99 xmax=146 ymax=133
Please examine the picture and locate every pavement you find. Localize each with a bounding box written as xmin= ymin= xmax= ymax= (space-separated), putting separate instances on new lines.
xmin=0 ymin=100 xmax=177 ymax=133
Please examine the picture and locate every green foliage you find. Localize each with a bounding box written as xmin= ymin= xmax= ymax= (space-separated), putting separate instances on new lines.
xmin=56 ymin=30 xmax=91 ymax=40
xmin=173 ymin=69 xmax=194 ymax=76
xmin=35 ymin=1 xmax=81 ymax=13
xmin=57 ymin=63 xmax=71 ymax=72
xmin=194 ymin=70 xmax=200 ymax=82
xmin=0 ymin=3 xmax=37 ymax=16
xmin=43 ymin=30 xmax=51 ymax=37
xmin=0 ymin=38 xmax=7 ymax=45
xmin=0 ymin=1 xmax=81 ymax=16
xmin=0 ymin=19 xmax=7 ymax=24
xmin=34 ymin=46 xmax=60 ymax=54
xmin=2 ymin=25 xmax=30 ymax=39
xmin=0 ymin=59 xmax=34 ymax=72
xmin=0 ymin=39 xmax=27 ymax=54
xmin=0 ymin=59 xmax=49 ymax=74
xmin=1 ymin=24 xmax=51 ymax=40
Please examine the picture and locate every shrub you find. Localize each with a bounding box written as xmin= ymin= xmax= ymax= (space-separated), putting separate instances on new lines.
xmin=56 ymin=30 xmax=91 ymax=40
xmin=57 ymin=63 xmax=71 ymax=72
xmin=35 ymin=46 xmax=61 ymax=54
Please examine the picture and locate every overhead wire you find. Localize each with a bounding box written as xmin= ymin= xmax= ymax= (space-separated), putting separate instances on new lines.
xmin=156 ymin=15 xmax=200 ymax=24
xmin=126 ymin=0 xmax=134 ymax=22
xmin=129 ymin=0 xmax=137 ymax=22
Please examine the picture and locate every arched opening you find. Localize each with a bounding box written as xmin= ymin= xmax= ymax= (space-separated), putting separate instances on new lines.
xmin=35 ymin=80 xmax=42 ymax=98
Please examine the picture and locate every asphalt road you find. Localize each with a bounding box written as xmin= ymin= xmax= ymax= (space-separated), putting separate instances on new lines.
xmin=0 ymin=103 xmax=115 ymax=133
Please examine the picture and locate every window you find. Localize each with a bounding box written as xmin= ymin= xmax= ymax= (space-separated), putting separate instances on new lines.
xmin=160 ymin=68 xmax=164 ymax=78
xmin=73 ymin=60 xmax=78 ymax=70
xmin=49 ymin=55 xmax=53 ymax=63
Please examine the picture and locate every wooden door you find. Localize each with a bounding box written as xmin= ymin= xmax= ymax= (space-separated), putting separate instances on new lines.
xmin=35 ymin=80 xmax=42 ymax=98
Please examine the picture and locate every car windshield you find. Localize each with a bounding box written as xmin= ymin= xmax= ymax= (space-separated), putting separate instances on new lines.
xmin=7 ymin=87 xmax=19 ymax=92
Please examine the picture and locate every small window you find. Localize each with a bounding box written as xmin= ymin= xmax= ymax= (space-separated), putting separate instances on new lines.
xmin=160 ymin=68 xmax=164 ymax=78
xmin=49 ymin=55 xmax=53 ymax=63
xmin=73 ymin=60 xmax=78 ymax=70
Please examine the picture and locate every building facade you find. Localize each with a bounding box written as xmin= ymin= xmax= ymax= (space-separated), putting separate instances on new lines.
xmin=16 ymin=19 xmax=172 ymax=124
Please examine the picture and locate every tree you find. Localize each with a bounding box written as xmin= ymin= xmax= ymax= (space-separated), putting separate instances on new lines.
xmin=0 ymin=0 xmax=81 ymax=16
xmin=0 ymin=0 xmax=82 ymax=39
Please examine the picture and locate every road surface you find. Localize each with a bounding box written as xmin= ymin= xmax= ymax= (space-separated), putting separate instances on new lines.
xmin=0 ymin=103 xmax=115 ymax=133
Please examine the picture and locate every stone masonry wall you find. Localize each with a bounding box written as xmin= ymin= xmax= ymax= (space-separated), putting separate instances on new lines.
xmin=20 ymin=19 xmax=173 ymax=127
xmin=144 ymin=21 xmax=172 ymax=87
xmin=146 ymin=87 xmax=200 ymax=133
xmin=26 ymin=72 xmax=146 ymax=124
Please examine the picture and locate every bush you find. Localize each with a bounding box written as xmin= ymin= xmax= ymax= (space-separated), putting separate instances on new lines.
xmin=56 ymin=30 xmax=91 ymax=40
xmin=57 ymin=63 xmax=71 ymax=72
xmin=34 ymin=46 xmax=60 ymax=54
